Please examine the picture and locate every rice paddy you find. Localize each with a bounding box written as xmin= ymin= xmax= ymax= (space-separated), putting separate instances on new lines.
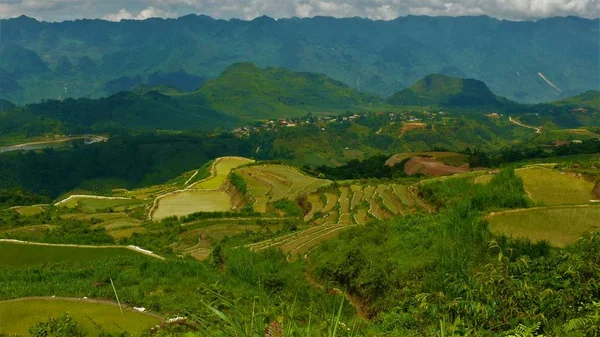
xmin=0 ymin=241 xmax=153 ymax=266
xmin=152 ymin=190 xmax=231 ymax=220
xmin=0 ymin=298 xmax=161 ymax=335
xmin=517 ymin=166 xmax=595 ymax=205
xmin=190 ymin=156 xmax=254 ymax=190
xmin=488 ymin=205 xmax=600 ymax=246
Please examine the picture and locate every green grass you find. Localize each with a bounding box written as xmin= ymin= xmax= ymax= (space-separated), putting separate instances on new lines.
xmin=61 ymin=198 xmax=145 ymax=212
xmin=0 ymin=298 xmax=160 ymax=335
xmin=12 ymin=205 xmax=44 ymax=216
xmin=517 ymin=167 xmax=595 ymax=205
xmin=0 ymin=242 xmax=148 ymax=266
xmin=152 ymin=190 xmax=232 ymax=220
xmin=488 ymin=206 xmax=600 ymax=246
xmin=474 ymin=174 xmax=494 ymax=184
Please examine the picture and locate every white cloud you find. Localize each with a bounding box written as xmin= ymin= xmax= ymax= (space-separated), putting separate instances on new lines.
xmin=103 ymin=6 xmax=177 ymax=21
xmin=0 ymin=0 xmax=599 ymax=22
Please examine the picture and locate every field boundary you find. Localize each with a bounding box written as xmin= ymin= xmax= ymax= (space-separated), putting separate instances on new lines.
xmin=0 ymin=239 xmax=165 ymax=260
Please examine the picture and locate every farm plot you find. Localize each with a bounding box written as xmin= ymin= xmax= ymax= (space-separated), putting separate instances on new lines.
xmin=353 ymin=208 xmax=370 ymax=225
xmin=12 ymin=205 xmax=45 ymax=216
xmin=57 ymin=197 xmax=145 ymax=213
xmin=350 ymin=185 xmax=363 ymax=210
xmin=488 ymin=205 xmax=600 ymax=246
xmin=381 ymin=186 xmax=402 ymax=215
xmin=337 ymin=187 xmax=351 ymax=224
xmin=0 ymin=298 xmax=160 ymax=335
xmin=0 ymin=241 xmax=153 ymax=266
xmin=191 ymin=156 xmax=254 ymax=190
xmin=238 ymin=164 xmax=330 ymax=204
xmin=517 ymin=167 xmax=595 ymax=205
xmin=392 ymin=184 xmax=415 ymax=206
xmin=152 ymin=190 xmax=231 ymax=220
xmin=304 ymin=194 xmax=324 ymax=221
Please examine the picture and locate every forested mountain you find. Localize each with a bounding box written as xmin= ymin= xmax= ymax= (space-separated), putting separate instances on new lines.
xmin=1 ymin=15 xmax=598 ymax=104
xmin=198 ymin=62 xmax=379 ymax=119
xmin=386 ymin=73 xmax=516 ymax=109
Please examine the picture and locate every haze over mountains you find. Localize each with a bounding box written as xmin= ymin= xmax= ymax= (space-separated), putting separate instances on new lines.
xmin=1 ymin=14 xmax=598 ymax=105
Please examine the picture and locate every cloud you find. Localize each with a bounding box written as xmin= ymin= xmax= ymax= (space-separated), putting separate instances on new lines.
xmin=0 ymin=0 xmax=599 ymax=22
xmin=103 ymin=6 xmax=177 ymax=21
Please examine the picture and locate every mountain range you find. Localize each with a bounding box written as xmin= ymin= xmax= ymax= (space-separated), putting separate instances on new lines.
xmin=1 ymin=63 xmax=598 ymax=139
xmin=1 ymin=15 xmax=598 ymax=105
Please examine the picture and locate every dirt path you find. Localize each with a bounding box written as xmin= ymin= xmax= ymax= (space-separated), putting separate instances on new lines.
xmin=0 ymin=239 xmax=165 ymax=260
xmin=509 ymin=116 xmax=541 ymax=134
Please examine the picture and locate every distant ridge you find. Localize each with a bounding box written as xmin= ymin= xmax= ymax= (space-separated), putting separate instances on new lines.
xmin=386 ymin=74 xmax=515 ymax=109
xmin=0 ymin=15 xmax=597 ymax=104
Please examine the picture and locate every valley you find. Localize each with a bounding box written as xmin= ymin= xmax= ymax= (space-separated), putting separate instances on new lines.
xmin=0 ymin=11 xmax=598 ymax=336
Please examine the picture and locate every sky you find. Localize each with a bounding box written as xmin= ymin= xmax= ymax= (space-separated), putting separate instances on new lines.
xmin=0 ymin=0 xmax=598 ymax=22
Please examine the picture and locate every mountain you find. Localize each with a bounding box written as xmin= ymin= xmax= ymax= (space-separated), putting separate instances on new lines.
xmin=199 ymin=62 xmax=378 ymax=119
xmin=1 ymin=90 xmax=236 ymax=133
xmin=0 ymin=15 xmax=597 ymax=104
xmin=386 ymin=74 xmax=516 ymax=109
xmin=0 ymin=63 xmax=379 ymax=134
xmin=550 ymin=90 xmax=600 ymax=109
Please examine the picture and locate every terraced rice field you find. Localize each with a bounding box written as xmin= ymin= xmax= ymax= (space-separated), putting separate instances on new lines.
xmin=238 ymin=164 xmax=330 ymax=212
xmin=248 ymin=181 xmax=420 ymax=257
xmin=488 ymin=205 xmax=600 ymax=246
xmin=350 ymin=185 xmax=363 ymax=210
xmin=517 ymin=167 xmax=595 ymax=205
xmin=0 ymin=241 xmax=152 ymax=266
xmin=191 ymin=157 xmax=254 ymax=190
xmin=152 ymin=190 xmax=231 ymax=220
xmin=58 ymin=197 xmax=145 ymax=212
xmin=304 ymin=194 xmax=324 ymax=221
xmin=0 ymin=298 xmax=160 ymax=335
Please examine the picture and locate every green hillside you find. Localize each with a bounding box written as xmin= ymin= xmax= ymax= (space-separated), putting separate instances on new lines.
xmin=551 ymin=90 xmax=600 ymax=109
xmin=198 ymin=62 xmax=378 ymax=120
xmin=1 ymin=91 xmax=236 ymax=132
xmin=386 ymin=73 xmax=516 ymax=109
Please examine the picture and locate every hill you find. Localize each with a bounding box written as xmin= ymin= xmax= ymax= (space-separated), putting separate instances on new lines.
xmin=198 ymin=62 xmax=378 ymax=120
xmin=1 ymin=90 xmax=236 ymax=132
xmin=0 ymin=15 xmax=597 ymax=104
xmin=551 ymin=90 xmax=600 ymax=109
xmin=386 ymin=73 xmax=517 ymax=109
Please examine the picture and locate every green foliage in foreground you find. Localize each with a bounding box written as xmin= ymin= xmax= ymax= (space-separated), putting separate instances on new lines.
xmin=309 ymin=169 xmax=599 ymax=335
xmin=29 ymin=313 xmax=84 ymax=337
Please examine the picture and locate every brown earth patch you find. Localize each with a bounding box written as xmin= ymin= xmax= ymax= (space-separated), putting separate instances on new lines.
xmin=399 ymin=122 xmax=427 ymax=137
xmin=404 ymin=156 xmax=470 ymax=176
